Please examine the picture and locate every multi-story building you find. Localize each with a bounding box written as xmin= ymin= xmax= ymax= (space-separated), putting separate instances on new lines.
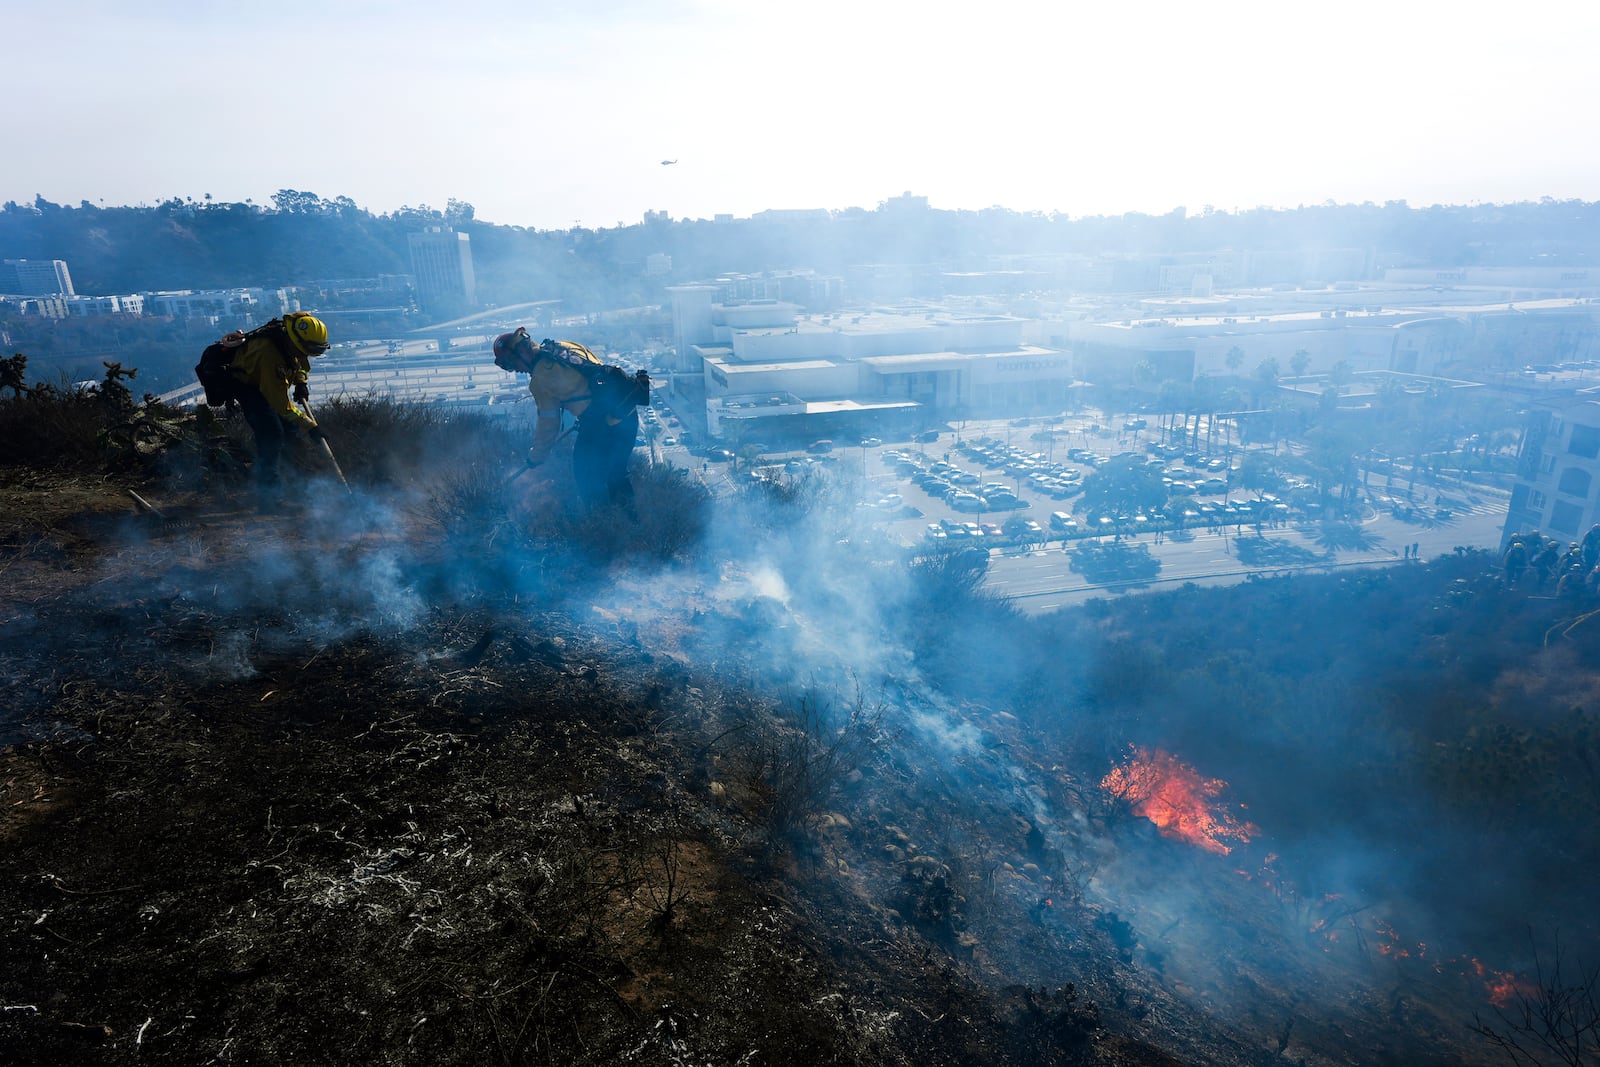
xmin=1504 ymin=393 xmax=1600 ymax=547
xmin=669 ymin=291 xmax=1074 ymax=439
xmin=1051 ymin=297 xmax=1600 ymax=386
xmin=66 ymin=295 xmax=143 ymax=316
xmin=1 ymin=259 xmax=75 ymax=297
xmin=407 ymin=226 xmax=476 ymax=318
xmin=1 ymin=296 xmax=67 ymax=318
xmin=144 ymin=288 xmax=293 ymax=321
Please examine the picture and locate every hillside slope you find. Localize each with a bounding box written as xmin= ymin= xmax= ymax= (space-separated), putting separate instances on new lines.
xmin=1 ymin=409 xmax=1593 ymax=1065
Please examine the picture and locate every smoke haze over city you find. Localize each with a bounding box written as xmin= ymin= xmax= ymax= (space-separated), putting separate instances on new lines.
xmin=10 ymin=0 xmax=1599 ymax=228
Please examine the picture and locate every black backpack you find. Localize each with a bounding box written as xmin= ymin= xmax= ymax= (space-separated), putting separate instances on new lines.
xmin=194 ymin=320 xmax=290 ymax=407
xmin=531 ymin=339 xmax=649 ymax=421
xmin=583 ymin=362 xmax=651 ymax=420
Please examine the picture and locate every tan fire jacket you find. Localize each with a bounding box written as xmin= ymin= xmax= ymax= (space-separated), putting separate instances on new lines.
xmin=524 ymin=346 xmax=609 ymax=465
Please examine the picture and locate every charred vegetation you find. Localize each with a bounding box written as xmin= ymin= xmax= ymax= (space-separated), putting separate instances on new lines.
xmin=0 ymin=380 xmax=1594 ymax=1065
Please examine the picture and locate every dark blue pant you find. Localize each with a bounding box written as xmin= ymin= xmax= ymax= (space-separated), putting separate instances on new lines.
xmin=574 ymin=410 xmax=638 ymax=510
xmin=233 ymin=385 xmax=288 ymax=489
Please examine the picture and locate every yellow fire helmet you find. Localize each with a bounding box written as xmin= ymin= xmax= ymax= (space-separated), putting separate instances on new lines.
xmin=283 ymin=312 xmax=330 ymax=357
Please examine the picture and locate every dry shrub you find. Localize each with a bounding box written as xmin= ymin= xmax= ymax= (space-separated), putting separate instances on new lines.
xmin=312 ymin=393 xmax=522 ymax=486
xmin=735 ymin=691 xmax=884 ymax=847
xmin=0 ymin=360 xmax=142 ymax=469
xmin=523 ymin=458 xmax=711 ymax=564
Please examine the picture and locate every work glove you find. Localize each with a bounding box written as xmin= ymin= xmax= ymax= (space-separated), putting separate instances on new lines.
xmin=526 ymin=449 xmax=543 ymax=469
xmin=307 ymin=424 xmax=326 ymax=443
xmin=293 ymin=381 xmax=310 ymax=403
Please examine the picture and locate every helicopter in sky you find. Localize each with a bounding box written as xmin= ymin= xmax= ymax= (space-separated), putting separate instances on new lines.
xmin=660 ymin=159 xmax=678 ymax=166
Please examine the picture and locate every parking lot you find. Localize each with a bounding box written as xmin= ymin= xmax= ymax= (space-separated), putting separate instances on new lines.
xmin=679 ymin=411 xmax=1305 ymax=549
xmin=845 ymin=419 xmax=1299 ymax=553
xmin=648 ymin=407 xmax=1509 ymax=607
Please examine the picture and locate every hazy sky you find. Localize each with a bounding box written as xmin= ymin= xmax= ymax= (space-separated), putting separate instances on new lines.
xmin=13 ymin=1 xmax=1597 ymax=229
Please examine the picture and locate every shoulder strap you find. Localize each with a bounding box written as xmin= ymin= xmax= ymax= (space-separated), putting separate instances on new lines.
xmin=245 ymin=319 xmax=297 ymax=360
xmin=541 ymin=339 xmax=602 ymax=366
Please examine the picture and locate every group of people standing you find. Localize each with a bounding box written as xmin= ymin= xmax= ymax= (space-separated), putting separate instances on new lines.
xmin=1502 ymin=523 xmax=1600 ymax=595
xmin=203 ymin=316 xmax=640 ymax=514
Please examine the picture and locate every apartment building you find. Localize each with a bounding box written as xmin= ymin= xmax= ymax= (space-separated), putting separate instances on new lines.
xmin=1504 ymin=394 xmax=1600 ymax=547
xmin=144 ymin=288 xmax=293 ymax=320
xmin=67 ymin=294 xmax=143 ymax=316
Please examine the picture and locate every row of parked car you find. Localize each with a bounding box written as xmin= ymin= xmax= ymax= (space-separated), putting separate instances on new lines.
xmin=893 ymin=458 xmax=1033 ymax=511
xmin=884 ymin=442 xmax=1086 ymax=514
xmin=957 ymin=439 xmax=1088 ymax=502
xmin=924 ymin=516 xmax=1046 ymax=545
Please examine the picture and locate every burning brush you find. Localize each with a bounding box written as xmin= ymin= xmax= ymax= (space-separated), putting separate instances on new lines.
xmin=1100 ymin=745 xmax=1258 ymax=855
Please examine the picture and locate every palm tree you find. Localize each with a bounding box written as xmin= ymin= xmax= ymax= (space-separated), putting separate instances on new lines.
xmin=1155 ymin=380 xmax=1186 ymax=442
xmin=1290 ymin=349 xmax=1311 ymax=378
xmin=1303 ymin=425 xmax=1363 ymax=515
xmin=1225 ymin=346 xmax=1245 ymax=376
xmin=1252 ymin=358 xmax=1281 ymax=406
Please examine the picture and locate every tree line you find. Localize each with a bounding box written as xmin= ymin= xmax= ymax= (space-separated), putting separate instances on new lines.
xmin=4 ymin=193 xmax=1599 ymax=314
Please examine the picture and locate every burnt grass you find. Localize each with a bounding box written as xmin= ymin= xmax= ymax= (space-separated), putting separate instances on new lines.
xmin=2 ymin=409 xmax=1597 ymax=1065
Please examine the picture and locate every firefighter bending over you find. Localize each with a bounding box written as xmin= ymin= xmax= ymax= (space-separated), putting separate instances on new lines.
xmin=200 ymin=312 xmax=330 ymax=511
xmin=493 ymin=328 xmax=642 ymax=512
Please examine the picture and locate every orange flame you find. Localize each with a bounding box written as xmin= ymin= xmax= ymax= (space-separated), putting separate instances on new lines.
xmin=1100 ymin=747 xmax=1259 ymax=855
xmin=1486 ymin=971 xmax=1538 ymax=1007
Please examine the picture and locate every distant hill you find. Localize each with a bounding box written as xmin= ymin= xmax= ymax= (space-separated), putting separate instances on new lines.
xmin=5 ymin=193 xmax=1600 ymax=314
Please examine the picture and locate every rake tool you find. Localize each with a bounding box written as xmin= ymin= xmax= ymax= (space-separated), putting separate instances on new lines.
xmin=297 ymin=399 xmax=352 ymax=495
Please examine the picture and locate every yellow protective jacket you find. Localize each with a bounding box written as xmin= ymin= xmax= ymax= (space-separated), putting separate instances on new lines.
xmin=227 ymin=331 xmax=315 ymax=428
xmin=525 ymin=341 xmax=608 ymax=465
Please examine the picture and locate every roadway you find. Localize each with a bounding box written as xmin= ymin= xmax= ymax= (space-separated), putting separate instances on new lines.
xmin=983 ymin=496 xmax=1507 ymax=614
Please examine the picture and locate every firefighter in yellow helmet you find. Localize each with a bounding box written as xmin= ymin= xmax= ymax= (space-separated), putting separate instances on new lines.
xmin=216 ymin=312 xmax=330 ymax=511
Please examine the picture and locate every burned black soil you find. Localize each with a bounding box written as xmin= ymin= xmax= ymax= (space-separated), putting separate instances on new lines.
xmin=0 ymin=468 xmax=1533 ymax=1065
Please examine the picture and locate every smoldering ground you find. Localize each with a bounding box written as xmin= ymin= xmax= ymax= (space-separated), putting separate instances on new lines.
xmin=1 ymin=419 xmax=1591 ymax=1065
